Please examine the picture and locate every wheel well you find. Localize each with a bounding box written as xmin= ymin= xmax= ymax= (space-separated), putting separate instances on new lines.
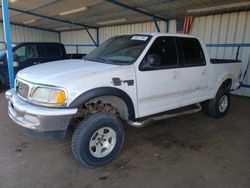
xmin=71 ymin=95 xmax=129 ymax=121
xmin=220 ymin=79 xmax=232 ymax=91
xmin=66 ymin=95 xmax=130 ymax=138
xmin=68 ymin=87 xmax=135 ymax=120
xmin=84 ymin=96 xmax=129 ymax=120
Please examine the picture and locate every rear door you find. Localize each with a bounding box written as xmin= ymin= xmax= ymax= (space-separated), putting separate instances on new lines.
xmin=136 ymin=36 xmax=183 ymax=117
xmin=177 ymin=37 xmax=209 ymax=106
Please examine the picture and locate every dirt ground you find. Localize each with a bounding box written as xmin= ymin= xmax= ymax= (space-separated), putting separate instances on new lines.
xmin=0 ymin=91 xmax=250 ymax=188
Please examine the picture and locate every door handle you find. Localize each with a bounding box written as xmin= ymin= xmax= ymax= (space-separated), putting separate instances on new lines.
xmin=201 ymin=69 xmax=207 ymax=75
xmin=171 ymin=71 xmax=181 ymax=79
xmin=33 ymin=62 xmax=40 ymax=65
xmin=172 ymin=75 xmax=179 ymax=79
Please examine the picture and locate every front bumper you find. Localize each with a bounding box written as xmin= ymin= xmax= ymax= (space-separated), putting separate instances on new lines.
xmin=5 ymin=89 xmax=77 ymax=139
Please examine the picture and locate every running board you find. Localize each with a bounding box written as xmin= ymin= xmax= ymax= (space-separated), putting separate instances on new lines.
xmin=127 ymin=103 xmax=202 ymax=128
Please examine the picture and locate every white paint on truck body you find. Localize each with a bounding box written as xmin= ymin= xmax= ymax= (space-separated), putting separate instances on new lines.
xmin=16 ymin=33 xmax=241 ymax=119
xmin=17 ymin=59 xmax=138 ymax=117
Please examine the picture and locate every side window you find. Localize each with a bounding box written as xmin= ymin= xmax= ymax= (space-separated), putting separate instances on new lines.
xmin=14 ymin=45 xmax=38 ymax=62
xmin=15 ymin=46 xmax=25 ymax=57
xmin=178 ymin=37 xmax=205 ymax=66
xmin=140 ymin=37 xmax=178 ymax=70
xmin=40 ymin=44 xmax=62 ymax=57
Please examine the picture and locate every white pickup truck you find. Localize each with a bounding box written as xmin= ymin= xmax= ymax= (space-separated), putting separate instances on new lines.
xmin=5 ymin=33 xmax=241 ymax=167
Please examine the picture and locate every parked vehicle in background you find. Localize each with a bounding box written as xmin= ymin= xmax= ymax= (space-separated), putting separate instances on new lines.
xmin=5 ymin=33 xmax=241 ymax=167
xmin=0 ymin=42 xmax=84 ymax=91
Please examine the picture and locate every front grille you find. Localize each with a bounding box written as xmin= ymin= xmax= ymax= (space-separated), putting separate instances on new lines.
xmin=16 ymin=80 xmax=29 ymax=99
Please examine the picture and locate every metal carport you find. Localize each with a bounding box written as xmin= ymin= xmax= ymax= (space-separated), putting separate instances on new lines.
xmin=1 ymin=0 xmax=250 ymax=89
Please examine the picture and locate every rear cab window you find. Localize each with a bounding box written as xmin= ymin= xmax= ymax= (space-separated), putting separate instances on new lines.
xmin=39 ymin=43 xmax=63 ymax=58
xmin=177 ymin=37 xmax=206 ymax=66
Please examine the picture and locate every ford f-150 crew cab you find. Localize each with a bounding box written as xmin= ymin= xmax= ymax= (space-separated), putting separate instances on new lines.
xmin=5 ymin=33 xmax=241 ymax=167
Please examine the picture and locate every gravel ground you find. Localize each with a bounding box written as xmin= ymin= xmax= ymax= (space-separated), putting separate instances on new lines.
xmin=0 ymin=91 xmax=250 ymax=188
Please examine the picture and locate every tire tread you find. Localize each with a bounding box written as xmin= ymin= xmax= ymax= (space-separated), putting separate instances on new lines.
xmin=207 ymin=89 xmax=230 ymax=118
xmin=71 ymin=112 xmax=124 ymax=167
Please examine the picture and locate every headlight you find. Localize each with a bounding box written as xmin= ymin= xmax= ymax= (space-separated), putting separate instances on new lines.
xmin=31 ymin=87 xmax=67 ymax=106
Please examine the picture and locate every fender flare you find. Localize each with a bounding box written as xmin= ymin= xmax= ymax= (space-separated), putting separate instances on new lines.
xmin=211 ymin=75 xmax=233 ymax=98
xmin=68 ymin=87 xmax=136 ymax=120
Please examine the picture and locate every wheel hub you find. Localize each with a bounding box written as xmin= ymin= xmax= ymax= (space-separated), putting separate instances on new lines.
xmin=219 ymin=95 xmax=229 ymax=113
xmin=89 ymin=127 xmax=116 ymax=158
xmin=96 ymin=135 xmax=106 ymax=144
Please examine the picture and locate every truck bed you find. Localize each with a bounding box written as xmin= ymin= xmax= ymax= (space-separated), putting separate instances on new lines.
xmin=210 ymin=59 xmax=241 ymax=64
xmin=209 ymin=59 xmax=241 ymax=95
xmin=66 ymin=54 xmax=86 ymax=59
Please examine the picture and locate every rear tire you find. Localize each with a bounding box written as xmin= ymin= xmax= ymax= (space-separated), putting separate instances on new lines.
xmin=71 ymin=112 xmax=124 ymax=168
xmin=206 ymin=89 xmax=231 ymax=118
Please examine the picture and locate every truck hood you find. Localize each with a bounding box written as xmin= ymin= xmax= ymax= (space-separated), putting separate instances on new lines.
xmin=17 ymin=59 xmax=119 ymax=85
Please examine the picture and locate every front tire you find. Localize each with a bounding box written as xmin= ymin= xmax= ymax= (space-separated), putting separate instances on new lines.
xmin=206 ymin=89 xmax=231 ymax=118
xmin=71 ymin=112 xmax=124 ymax=167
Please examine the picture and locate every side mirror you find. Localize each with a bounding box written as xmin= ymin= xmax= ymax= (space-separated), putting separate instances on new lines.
xmin=147 ymin=54 xmax=161 ymax=67
xmin=13 ymin=61 xmax=19 ymax=67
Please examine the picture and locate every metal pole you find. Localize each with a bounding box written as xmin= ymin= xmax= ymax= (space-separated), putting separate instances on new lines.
xmin=152 ymin=16 xmax=160 ymax=32
xmin=96 ymin=28 xmax=100 ymax=46
xmin=84 ymin=26 xmax=97 ymax=46
xmin=236 ymin=46 xmax=240 ymax=61
xmin=165 ymin=20 xmax=169 ymax=33
xmin=58 ymin=32 xmax=61 ymax=43
xmin=1 ymin=0 xmax=14 ymax=88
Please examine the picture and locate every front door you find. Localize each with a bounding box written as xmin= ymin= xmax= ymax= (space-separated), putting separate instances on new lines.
xmin=13 ymin=44 xmax=39 ymax=75
xmin=136 ymin=36 xmax=182 ymax=118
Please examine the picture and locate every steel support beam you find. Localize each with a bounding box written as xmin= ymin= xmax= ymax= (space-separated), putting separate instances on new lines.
xmin=6 ymin=6 xmax=97 ymax=29
xmin=3 ymin=6 xmax=99 ymax=46
xmin=104 ymin=0 xmax=168 ymax=22
xmin=1 ymin=0 xmax=14 ymax=88
xmin=165 ymin=20 xmax=169 ymax=32
xmin=96 ymin=27 xmax=100 ymax=46
xmin=152 ymin=16 xmax=160 ymax=32
xmin=0 ymin=21 xmax=60 ymax=34
xmin=58 ymin=33 xmax=61 ymax=43
xmin=84 ymin=27 xmax=97 ymax=46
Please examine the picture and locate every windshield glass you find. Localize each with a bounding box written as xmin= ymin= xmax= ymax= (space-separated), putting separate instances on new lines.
xmin=85 ymin=35 xmax=151 ymax=65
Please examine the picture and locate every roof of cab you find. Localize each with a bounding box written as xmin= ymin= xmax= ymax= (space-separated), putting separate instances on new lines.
xmin=116 ymin=32 xmax=199 ymax=39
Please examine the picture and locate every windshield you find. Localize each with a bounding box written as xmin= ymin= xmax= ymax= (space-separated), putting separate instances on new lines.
xmin=85 ymin=35 xmax=151 ymax=65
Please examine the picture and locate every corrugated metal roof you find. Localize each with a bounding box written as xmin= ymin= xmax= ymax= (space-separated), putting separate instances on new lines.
xmin=1 ymin=0 xmax=250 ymax=31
